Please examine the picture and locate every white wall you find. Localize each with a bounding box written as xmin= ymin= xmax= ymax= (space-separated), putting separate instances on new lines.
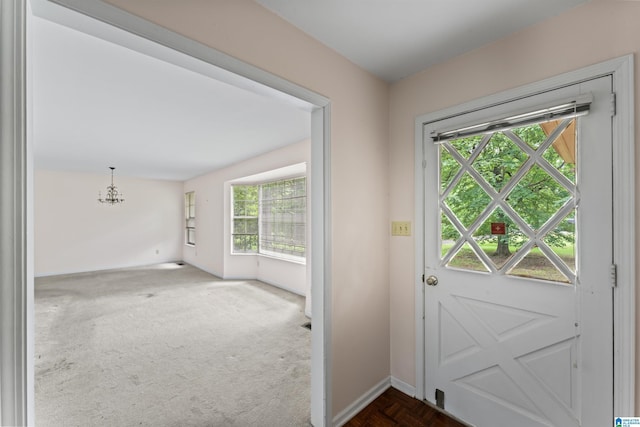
xmin=34 ymin=169 xmax=184 ymax=276
xmin=256 ymin=256 xmax=306 ymax=296
xmin=183 ymin=140 xmax=310 ymax=297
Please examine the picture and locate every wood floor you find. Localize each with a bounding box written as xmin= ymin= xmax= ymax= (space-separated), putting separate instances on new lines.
xmin=344 ymin=387 xmax=469 ymax=427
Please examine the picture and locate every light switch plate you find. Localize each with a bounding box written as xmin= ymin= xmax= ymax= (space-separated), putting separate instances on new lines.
xmin=391 ymin=221 xmax=411 ymax=236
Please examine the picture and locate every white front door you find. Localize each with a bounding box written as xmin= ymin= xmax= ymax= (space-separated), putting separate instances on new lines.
xmin=423 ymin=76 xmax=613 ymax=427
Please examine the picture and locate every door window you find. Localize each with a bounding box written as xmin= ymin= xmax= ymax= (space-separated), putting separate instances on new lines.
xmin=439 ymin=118 xmax=577 ymax=284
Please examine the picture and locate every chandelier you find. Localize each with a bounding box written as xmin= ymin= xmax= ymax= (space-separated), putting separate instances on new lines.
xmin=98 ymin=167 xmax=125 ymax=205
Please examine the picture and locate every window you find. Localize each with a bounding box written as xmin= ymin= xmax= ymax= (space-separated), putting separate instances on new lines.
xmin=232 ymin=185 xmax=259 ymax=253
xmin=260 ymin=178 xmax=306 ymax=259
xmin=232 ymin=176 xmax=306 ymax=261
xmin=185 ymin=191 xmax=195 ymax=245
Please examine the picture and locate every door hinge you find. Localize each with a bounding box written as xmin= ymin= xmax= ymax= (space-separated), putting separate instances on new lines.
xmin=610 ymin=92 xmax=617 ymax=117
xmin=611 ymin=264 xmax=617 ymax=288
xmin=422 ymin=159 xmax=427 ymax=169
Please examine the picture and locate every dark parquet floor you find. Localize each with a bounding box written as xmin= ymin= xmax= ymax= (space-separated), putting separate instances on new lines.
xmin=344 ymin=387 xmax=469 ymax=427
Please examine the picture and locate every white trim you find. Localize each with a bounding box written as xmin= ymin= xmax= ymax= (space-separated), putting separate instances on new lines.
xmin=229 ymin=162 xmax=308 ymax=185
xmin=390 ymin=376 xmax=416 ymax=398
xmin=610 ymin=55 xmax=636 ymax=417
xmin=251 ymin=278 xmax=306 ymax=297
xmin=34 ymin=260 xmax=184 ymax=278
xmin=256 ymin=252 xmax=307 ymax=265
xmin=312 ymin=104 xmax=332 ymax=426
xmin=179 ymin=260 xmax=224 ymax=281
xmin=332 ymin=377 xmax=390 ymax=427
xmin=220 ymin=275 xmax=307 ymax=298
xmin=0 ymin=0 xmax=29 ymax=425
xmin=414 ymin=55 xmax=635 ymax=417
xmin=414 ymin=116 xmax=426 ymax=402
xmin=22 ymin=2 xmax=332 ymax=427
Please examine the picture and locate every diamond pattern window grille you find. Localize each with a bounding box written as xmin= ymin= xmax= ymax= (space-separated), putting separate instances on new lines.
xmin=439 ymin=117 xmax=577 ymax=284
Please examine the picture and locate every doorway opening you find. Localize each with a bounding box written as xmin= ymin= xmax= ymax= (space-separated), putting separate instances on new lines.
xmin=2 ymin=0 xmax=332 ymax=425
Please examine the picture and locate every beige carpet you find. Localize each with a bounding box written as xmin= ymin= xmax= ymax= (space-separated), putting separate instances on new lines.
xmin=35 ymin=263 xmax=311 ymax=426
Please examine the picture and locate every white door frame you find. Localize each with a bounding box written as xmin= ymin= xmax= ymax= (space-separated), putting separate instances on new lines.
xmin=0 ymin=1 xmax=28 ymax=425
xmin=414 ymin=55 xmax=635 ymax=417
xmin=1 ymin=0 xmax=333 ymax=425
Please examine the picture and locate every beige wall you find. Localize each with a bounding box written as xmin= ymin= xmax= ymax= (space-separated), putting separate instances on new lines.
xmin=98 ymin=0 xmax=640 ymax=417
xmin=34 ymin=170 xmax=184 ymax=276
xmin=389 ymin=0 xmax=640 ymax=409
xmin=103 ymin=0 xmax=392 ymax=416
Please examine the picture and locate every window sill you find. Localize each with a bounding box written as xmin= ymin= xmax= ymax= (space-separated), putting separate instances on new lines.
xmin=230 ymin=252 xmax=306 ymax=266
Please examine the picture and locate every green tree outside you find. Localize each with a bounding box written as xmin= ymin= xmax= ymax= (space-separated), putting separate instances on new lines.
xmin=441 ymin=121 xmax=576 ymax=267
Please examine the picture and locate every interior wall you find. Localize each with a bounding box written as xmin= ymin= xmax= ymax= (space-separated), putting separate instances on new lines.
xmin=255 ymin=256 xmax=306 ymax=297
xmin=183 ymin=140 xmax=309 ymax=299
xmin=104 ymin=0 xmax=392 ymax=415
xmin=389 ymin=0 xmax=640 ymax=405
xmin=34 ymin=169 xmax=184 ymax=276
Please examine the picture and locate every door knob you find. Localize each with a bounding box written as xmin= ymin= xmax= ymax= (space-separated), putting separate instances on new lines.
xmin=426 ymin=275 xmax=438 ymax=286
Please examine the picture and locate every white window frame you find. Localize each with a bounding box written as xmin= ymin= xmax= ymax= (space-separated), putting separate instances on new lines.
xmin=259 ymin=177 xmax=307 ymax=262
xmin=1 ymin=0 xmax=28 ymax=425
xmin=231 ymin=175 xmax=307 ymax=263
xmin=231 ymin=184 xmax=259 ymax=254
xmin=185 ymin=191 xmax=195 ymax=246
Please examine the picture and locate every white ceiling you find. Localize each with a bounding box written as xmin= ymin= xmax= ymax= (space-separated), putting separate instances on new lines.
xmin=255 ymin=0 xmax=591 ymax=82
xmin=31 ymin=0 xmax=592 ymax=182
xmin=30 ymin=3 xmax=312 ymax=181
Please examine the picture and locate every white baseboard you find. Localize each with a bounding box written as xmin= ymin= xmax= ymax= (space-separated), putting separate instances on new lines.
xmin=34 ymin=260 xmax=183 ymax=278
xmin=332 ymin=377 xmax=390 ymax=427
xmin=221 ymin=275 xmax=306 ymax=297
xmin=256 ymin=277 xmax=306 ymax=297
xmin=390 ymin=376 xmax=416 ymax=397
xmin=184 ymin=260 xmax=223 ymax=279
xmin=331 ymin=376 xmax=419 ymax=426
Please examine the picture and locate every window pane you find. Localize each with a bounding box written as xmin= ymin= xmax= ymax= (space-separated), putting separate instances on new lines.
xmin=233 ymin=218 xmax=258 ymax=234
xmin=444 ymin=172 xmax=491 ymax=228
xmin=440 ymin=120 xmax=577 ymax=284
xmin=185 ymin=192 xmax=196 ymax=246
xmin=232 ymin=185 xmax=258 ymax=254
xmin=259 ymin=177 xmax=306 ymax=259
xmin=185 ymin=192 xmax=195 ymax=218
xmin=187 ymin=228 xmax=195 ymax=245
xmin=231 ymin=177 xmax=305 ymax=260
xmin=234 ymin=200 xmax=245 ymax=216
xmin=508 ymin=247 xmax=570 ymax=283
xmin=233 ymin=235 xmax=258 ymax=253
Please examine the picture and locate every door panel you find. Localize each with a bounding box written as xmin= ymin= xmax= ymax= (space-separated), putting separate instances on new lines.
xmin=423 ymin=76 xmax=612 ymax=427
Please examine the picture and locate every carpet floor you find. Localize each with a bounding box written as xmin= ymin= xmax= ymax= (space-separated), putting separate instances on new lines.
xmin=35 ymin=263 xmax=311 ymax=426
